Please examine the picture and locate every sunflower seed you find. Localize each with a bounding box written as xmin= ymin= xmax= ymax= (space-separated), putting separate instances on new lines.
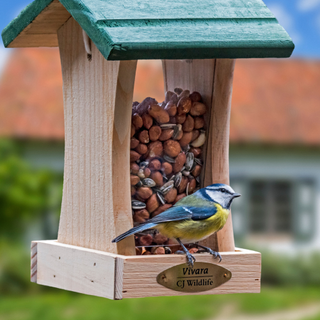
xmin=139 ymin=161 xmax=149 ymax=169
xmin=165 ymin=247 xmax=172 ymax=254
xmin=138 ymin=168 xmax=145 ymax=179
xmin=186 ymin=182 xmax=190 ymax=196
xmin=142 ymin=178 xmax=156 ymax=187
xmin=182 ymin=170 xmax=190 ymax=177
xmin=157 ymin=192 xmax=166 ymax=205
xmin=185 ymin=152 xmax=194 ymax=171
xmin=169 ymin=175 xmax=175 ymax=181
xmin=132 ymin=200 xmax=146 ymax=210
xmin=153 ymin=187 xmax=163 ymax=194
xmin=172 ymin=124 xmax=182 ymax=140
xmin=194 ymin=158 xmax=203 ymax=166
xmin=163 ymin=155 xmax=176 ymax=163
xmin=160 ymin=123 xmax=176 ymax=129
xmin=160 ymin=180 xmax=174 ymax=194
xmin=182 ymin=144 xmax=190 ymax=152
xmin=136 ymin=180 xmax=143 ymax=187
xmin=174 ymin=172 xmax=182 ymax=188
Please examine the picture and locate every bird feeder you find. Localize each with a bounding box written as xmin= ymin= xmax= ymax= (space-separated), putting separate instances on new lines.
xmin=2 ymin=0 xmax=294 ymax=299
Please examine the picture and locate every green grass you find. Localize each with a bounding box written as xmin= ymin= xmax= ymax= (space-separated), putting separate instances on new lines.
xmin=0 ymin=287 xmax=320 ymax=320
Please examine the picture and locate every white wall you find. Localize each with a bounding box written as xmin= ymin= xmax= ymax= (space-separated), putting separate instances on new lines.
xmin=229 ymin=145 xmax=320 ymax=254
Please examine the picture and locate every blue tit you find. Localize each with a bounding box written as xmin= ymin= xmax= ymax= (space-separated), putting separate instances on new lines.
xmin=112 ymin=183 xmax=240 ymax=267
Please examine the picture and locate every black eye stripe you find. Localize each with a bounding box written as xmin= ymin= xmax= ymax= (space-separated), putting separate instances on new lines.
xmin=220 ymin=188 xmax=231 ymax=194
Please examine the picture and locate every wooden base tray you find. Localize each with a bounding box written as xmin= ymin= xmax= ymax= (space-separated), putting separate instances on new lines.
xmin=31 ymin=240 xmax=261 ymax=300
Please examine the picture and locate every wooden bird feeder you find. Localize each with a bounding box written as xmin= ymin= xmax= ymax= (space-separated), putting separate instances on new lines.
xmin=2 ymin=0 xmax=294 ymax=299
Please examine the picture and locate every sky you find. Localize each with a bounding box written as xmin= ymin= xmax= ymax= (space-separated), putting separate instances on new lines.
xmin=0 ymin=0 xmax=320 ymax=73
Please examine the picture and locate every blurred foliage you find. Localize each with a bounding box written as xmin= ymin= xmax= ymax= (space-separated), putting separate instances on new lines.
xmin=0 ymin=241 xmax=37 ymax=295
xmin=0 ymin=287 xmax=320 ymax=320
xmin=0 ymin=139 xmax=62 ymax=240
xmin=262 ymin=251 xmax=320 ymax=287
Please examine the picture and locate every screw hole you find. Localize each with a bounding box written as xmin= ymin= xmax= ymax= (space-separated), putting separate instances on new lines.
xmin=93 ymin=263 xmax=96 ymax=266
xmin=91 ymin=280 xmax=94 ymax=283
xmin=53 ymin=275 xmax=56 ymax=278
xmin=59 ymin=257 xmax=61 ymax=259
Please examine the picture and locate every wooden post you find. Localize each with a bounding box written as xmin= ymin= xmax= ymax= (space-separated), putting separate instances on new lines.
xmin=57 ymin=18 xmax=136 ymax=255
xmin=162 ymin=59 xmax=236 ymax=252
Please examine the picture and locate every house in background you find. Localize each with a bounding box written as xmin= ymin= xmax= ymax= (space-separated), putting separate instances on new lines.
xmin=1 ymin=48 xmax=319 ymax=254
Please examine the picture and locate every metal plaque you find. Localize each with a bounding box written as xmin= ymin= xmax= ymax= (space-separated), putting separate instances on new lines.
xmin=157 ymin=262 xmax=232 ymax=292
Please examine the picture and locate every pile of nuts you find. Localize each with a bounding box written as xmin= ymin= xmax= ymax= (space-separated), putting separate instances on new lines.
xmin=130 ymin=88 xmax=207 ymax=255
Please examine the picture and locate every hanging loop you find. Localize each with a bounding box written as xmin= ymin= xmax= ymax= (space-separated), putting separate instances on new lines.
xmin=82 ymin=30 xmax=92 ymax=61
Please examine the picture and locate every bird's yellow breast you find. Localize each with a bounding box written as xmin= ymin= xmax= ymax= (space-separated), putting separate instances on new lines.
xmin=156 ymin=204 xmax=230 ymax=243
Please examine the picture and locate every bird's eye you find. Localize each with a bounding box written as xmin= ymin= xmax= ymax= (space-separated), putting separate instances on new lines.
xmin=221 ymin=188 xmax=226 ymax=193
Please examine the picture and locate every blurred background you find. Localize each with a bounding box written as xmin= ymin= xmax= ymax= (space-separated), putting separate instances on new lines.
xmin=1 ymin=0 xmax=320 ymax=319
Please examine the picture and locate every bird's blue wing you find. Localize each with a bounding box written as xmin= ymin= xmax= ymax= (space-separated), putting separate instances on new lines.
xmin=190 ymin=205 xmax=217 ymax=220
xmin=149 ymin=205 xmax=217 ymax=224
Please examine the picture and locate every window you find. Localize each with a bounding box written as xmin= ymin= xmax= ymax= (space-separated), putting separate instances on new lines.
xmin=231 ymin=178 xmax=315 ymax=242
xmin=249 ymin=181 xmax=292 ymax=235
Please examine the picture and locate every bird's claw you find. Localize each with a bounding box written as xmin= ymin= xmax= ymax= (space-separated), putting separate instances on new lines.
xmin=196 ymin=244 xmax=222 ymax=262
xmin=186 ymin=252 xmax=196 ymax=268
xmin=207 ymin=248 xmax=222 ymax=262
xmin=176 ymin=250 xmax=196 ymax=267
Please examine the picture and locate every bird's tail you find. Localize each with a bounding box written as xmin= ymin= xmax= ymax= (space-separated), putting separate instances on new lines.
xmin=112 ymin=222 xmax=157 ymax=243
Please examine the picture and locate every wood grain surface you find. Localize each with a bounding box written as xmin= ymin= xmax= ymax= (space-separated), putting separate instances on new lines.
xmin=57 ymin=18 xmax=136 ymax=255
xmin=32 ymin=240 xmax=260 ymax=300
xmin=7 ymin=0 xmax=70 ymax=48
xmin=163 ymin=59 xmax=236 ymax=252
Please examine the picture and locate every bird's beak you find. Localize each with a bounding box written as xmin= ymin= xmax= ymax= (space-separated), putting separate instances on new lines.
xmin=232 ymin=193 xmax=241 ymax=198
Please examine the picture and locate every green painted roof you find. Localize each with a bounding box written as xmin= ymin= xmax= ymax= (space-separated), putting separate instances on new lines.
xmin=2 ymin=0 xmax=294 ymax=60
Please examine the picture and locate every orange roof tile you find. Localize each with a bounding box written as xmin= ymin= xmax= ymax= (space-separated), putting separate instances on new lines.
xmin=231 ymin=59 xmax=320 ymax=145
xmin=0 ymin=48 xmax=319 ymax=145
xmin=0 ymin=48 xmax=64 ymax=139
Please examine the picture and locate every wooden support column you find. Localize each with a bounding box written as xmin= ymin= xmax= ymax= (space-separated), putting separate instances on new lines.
xmin=57 ymin=17 xmax=136 ymax=255
xmin=162 ymin=59 xmax=236 ymax=252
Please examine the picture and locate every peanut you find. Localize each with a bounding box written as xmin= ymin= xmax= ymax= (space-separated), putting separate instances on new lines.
xmin=182 ymin=115 xmax=195 ymax=132
xmin=142 ymin=113 xmax=153 ymax=129
xmin=149 ymin=126 xmax=162 ymax=141
xmin=136 ymin=187 xmax=153 ymax=200
xmin=152 ymin=204 xmax=173 ymax=217
xmin=179 ymin=132 xmax=193 ymax=147
xmin=135 ymin=143 xmax=148 ymax=155
xmin=138 ymin=130 xmax=149 ymax=144
xmin=149 ymin=159 xmax=162 ymax=171
xmin=164 ymin=187 xmax=177 ymax=203
xmin=148 ymin=104 xmax=170 ymax=124
xmin=151 ymin=171 xmax=164 ymax=187
xmin=130 ymin=138 xmax=139 ymax=149
xmin=162 ymin=162 xmax=173 ymax=175
xmin=130 ymin=150 xmax=141 ymax=162
xmin=132 ymin=113 xmax=143 ymax=129
xmin=133 ymin=209 xmax=150 ymax=223
xmin=130 ymin=175 xmax=140 ymax=186
xmin=177 ymin=97 xmax=192 ymax=115
xmin=190 ymin=102 xmax=206 ymax=116
xmin=146 ymin=194 xmax=160 ymax=213
xmin=164 ymin=101 xmax=177 ymax=116
xmin=194 ymin=116 xmax=205 ymax=129
xmin=159 ymin=129 xmax=174 ymax=141
xmin=189 ymin=91 xmax=202 ymax=102
xmin=164 ymin=140 xmax=181 ymax=158
xmin=173 ymin=152 xmax=186 ymax=173
xmin=148 ymin=141 xmax=163 ymax=158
